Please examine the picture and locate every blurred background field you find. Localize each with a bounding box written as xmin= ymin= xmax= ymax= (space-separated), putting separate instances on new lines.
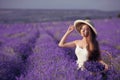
xmin=0 ymin=9 xmax=120 ymax=24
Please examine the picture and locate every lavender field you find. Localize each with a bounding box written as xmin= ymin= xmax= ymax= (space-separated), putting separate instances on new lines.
xmin=0 ymin=18 xmax=120 ymax=80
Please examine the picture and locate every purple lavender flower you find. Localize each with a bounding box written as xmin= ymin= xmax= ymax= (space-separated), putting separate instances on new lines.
xmin=84 ymin=61 xmax=105 ymax=72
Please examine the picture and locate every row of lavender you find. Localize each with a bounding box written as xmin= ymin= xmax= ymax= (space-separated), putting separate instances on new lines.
xmin=17 ymin=26 xmax=78 ymax=80
xmin=0 ymin=23 xmax=40 ymax=80
xmin=0 ymin=18 xmax=120 ymax=80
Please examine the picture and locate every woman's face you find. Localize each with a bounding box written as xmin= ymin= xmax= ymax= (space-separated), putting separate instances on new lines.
xmin=80 ymin=24 xmax=90 ymax=37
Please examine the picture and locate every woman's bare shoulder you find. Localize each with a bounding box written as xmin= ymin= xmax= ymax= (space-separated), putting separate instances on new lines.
xmin=74 ymin=40 xmax=82 ymax=44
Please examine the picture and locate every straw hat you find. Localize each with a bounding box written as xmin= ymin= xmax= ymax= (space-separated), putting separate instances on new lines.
xmin=74 ymin=19 xmax=97 ymax=35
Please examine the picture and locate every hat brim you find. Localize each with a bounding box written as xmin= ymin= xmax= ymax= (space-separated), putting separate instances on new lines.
xmin=74 ymin=20 xmax=97 ymax=35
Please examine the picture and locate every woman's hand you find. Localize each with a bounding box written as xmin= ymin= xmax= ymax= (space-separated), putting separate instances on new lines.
xmin=66 ymin=25 xmax=75 ymax=34
xmin=99 ymin=60 xmax=109 ymax=71
xmin=104 ymin=63 xmax=109 ymax=71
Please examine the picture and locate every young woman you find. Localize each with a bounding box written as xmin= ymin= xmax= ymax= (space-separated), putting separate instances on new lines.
xmin=58 ymin=19 xmax=108 ymax=71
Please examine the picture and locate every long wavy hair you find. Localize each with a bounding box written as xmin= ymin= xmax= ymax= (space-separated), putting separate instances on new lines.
xmin=87 ymin=27 xmax=101 ymax=61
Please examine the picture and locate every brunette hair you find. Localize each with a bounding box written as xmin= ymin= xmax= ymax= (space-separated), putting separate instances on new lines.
xmin=87 ymin=27 xmax=101 ymax=61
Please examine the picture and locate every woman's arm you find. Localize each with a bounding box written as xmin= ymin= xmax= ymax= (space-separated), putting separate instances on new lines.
xmin=99 ymin=60 xmax=109 ymax=70
xmin=58 ymin=25 xmax=76 ymax=48
xmin=99 ymin=50 xmax=112 ymax=71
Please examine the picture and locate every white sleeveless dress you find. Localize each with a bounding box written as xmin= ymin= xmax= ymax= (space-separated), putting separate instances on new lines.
xmin=75 ymin=45 xmax=89 ymax=70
